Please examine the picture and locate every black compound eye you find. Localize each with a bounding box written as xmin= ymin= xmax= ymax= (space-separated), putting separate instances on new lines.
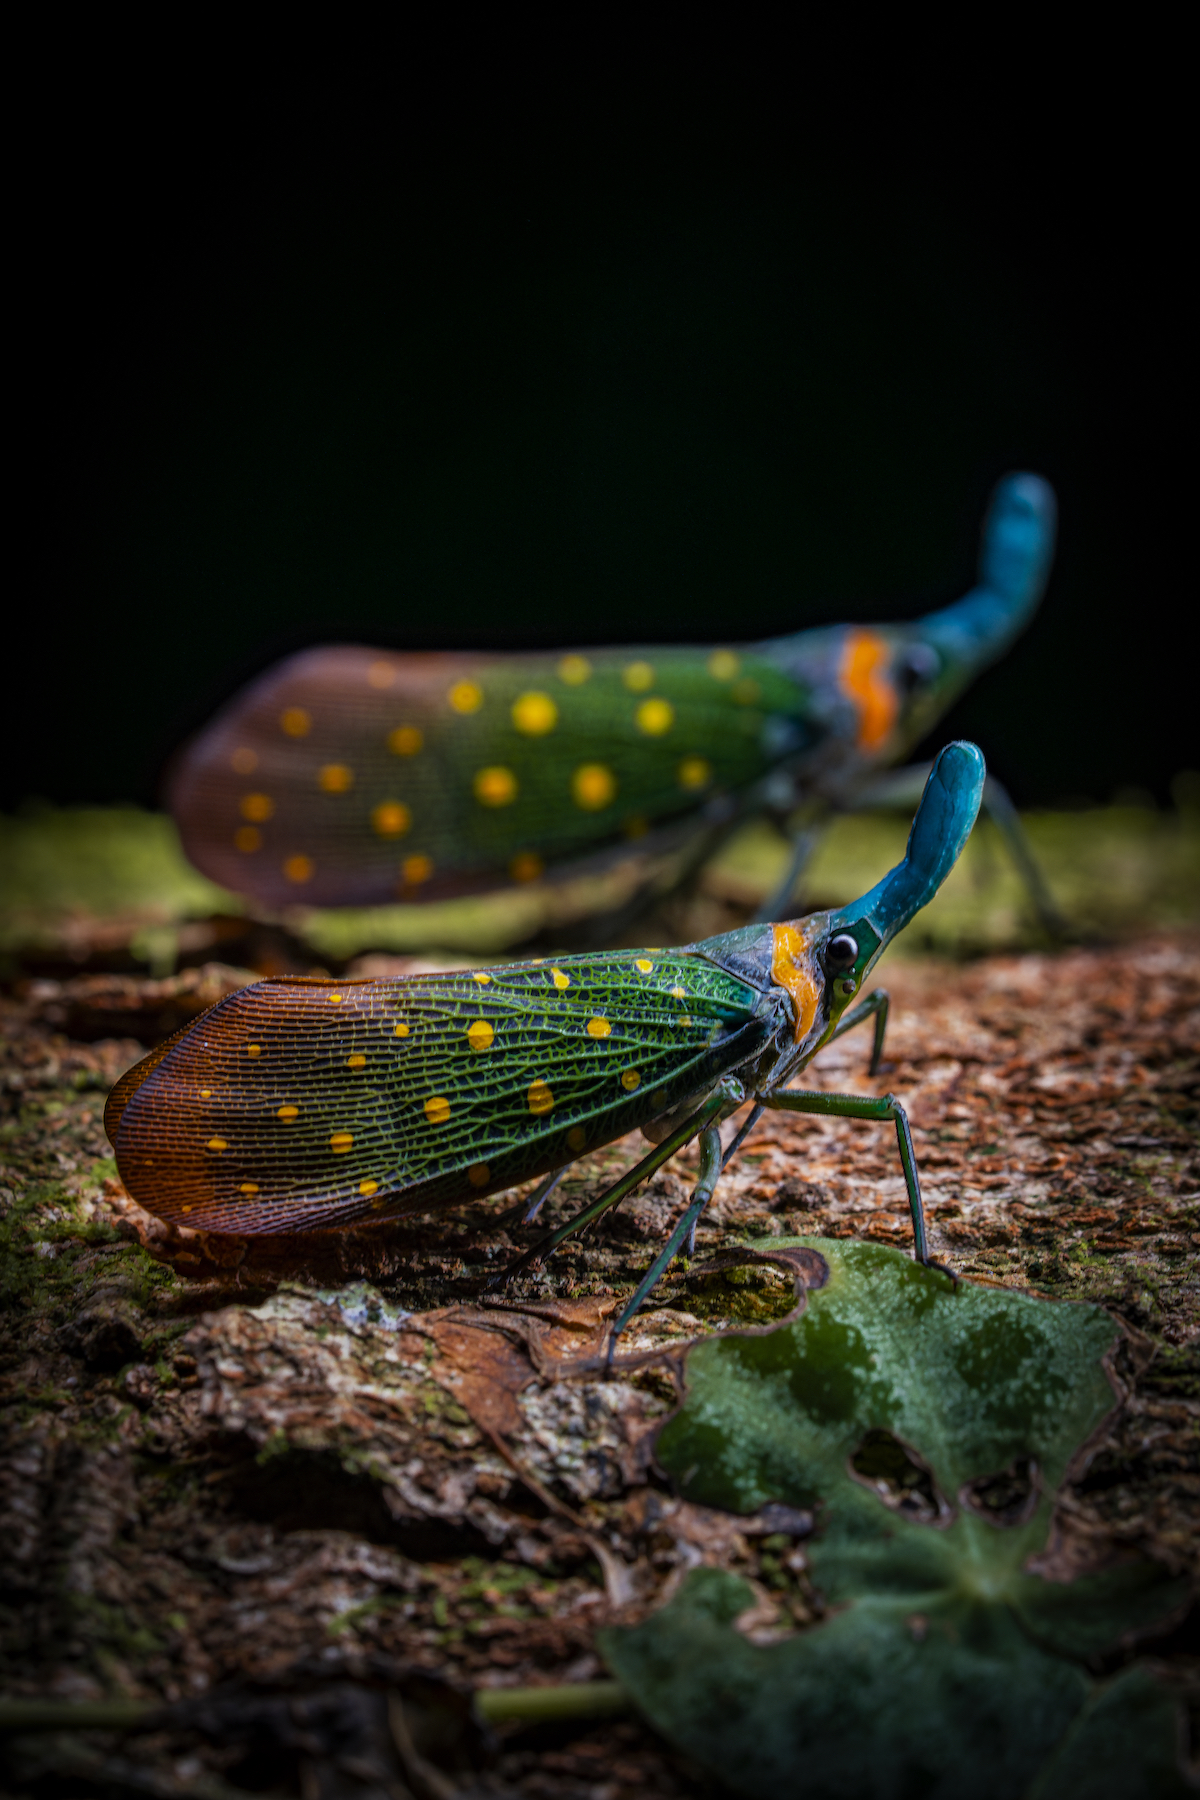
xmin=827 ymin=933 xmax=859 ymax=971
xmin=897 ymin=643 xmax=940 ymax=692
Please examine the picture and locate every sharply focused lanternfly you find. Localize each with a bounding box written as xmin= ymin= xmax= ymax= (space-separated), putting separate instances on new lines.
xmin=168 ymin=477 xmax=1057 ymax=926
xmin=109 ymin=743 xmax=985 ymax=1337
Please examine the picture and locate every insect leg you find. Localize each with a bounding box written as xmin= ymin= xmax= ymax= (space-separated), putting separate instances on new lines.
xmin=761 ymin=1088 xmax=937 ymax=1268
xmin=607 ymin=1121 xmax=725 ymax=1362
xmin=518 ymin=1167 xmax=567 ymax=1224
xmin=491 ymin=1085 xmax=736 ymax=1289
xmin=826 ymin=988 xmax=889 ymax=1075
xmin=981 ymin=774 xmax=1067 ymax=939
xmin=672 ymin=1099 xmax=764 ymax=1255
xmin=583 ymin=819 xmax=741 ymax=946
xmin=721 ymin=1102 xmax=764 ymax=1171
xmin=752 ymin=822 xmax=825 ymax=924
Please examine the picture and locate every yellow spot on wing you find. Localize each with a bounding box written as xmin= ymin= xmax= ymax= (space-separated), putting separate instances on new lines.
xmin=572 ymin=763 xmax=616 ymax=810
xmin=246 ymin=1044 xmax=262 ymax=1058
xmin=678 ymin=1015 xmax=693 ymax=1026
xmin=551 ymin=968 xmax=570 ymax=990
xmin=528 ymin=1080 xmax=554 ymax=1116
xmin=388 ymin=725 xmax=423 ymax=755
xmin=467 ymin=1163 xmax=490 ymax=1187
xmin=558 ymin=655 xmax=591 ymax=685
xmin=635 ymin=958 xmax=653 ymax=973
xmin=330 ymin=1132 xmax=354 ymax=1153
xmin=473 ymin=972 xmax=492 ymax=985
xmin=566 ymin=1126 xmax=586 ymax=1152
xmin=467 ymin=1019 xmax=494 ymax=1051
xmin=240 ymin=1183 xmax=259 ymax=1194
xmin=328 ymin=994 xmax=343 ymax=1004
xmin=359 ymin=1178 xmax=379 ymax=1195
xmin=394 ymin=1022 xmax=410 ymax=1037
xmin=283 ymin=854 xmax=314 ymax=884
xmin=318 ymin=763 xmax=354 ymax=793
xmin=200 ymin=1089 xmax=212 ymax=1098
xmin=670 ymin=986 xmax=686 ymax=999
xmin=372 ymin=801 xmax=411 ymax=838
xmin=839 ymin=629 xmax=899 ymax=751
xmin=231 ymin=746 xmax=257 ymax=774
xmin=277 ymin=1105 xmax=299 ymax=1121
xmin=512 ymin=691 xmax=558 ymax=735
xmin=235 ymin=826 xmax=262 ymax=853
xmin=708 ymin=649 xmax=739 ymax=681
xmin=475 ymin=765 xmax=518 ymax=807
xmin=678 ymin=758 xmax=711 ymax=791
xmin=207 ymin=1137 xmax=227 ymax=1152
xmin=347 ymin=1053 xmax=367 ymax=1068
xmin=449 ymin=680 xmax=483 ymax=714
xmin=636 ymin=697 xmax=674 ymax=735
xmin=425 ymin=1095 xmax=451 ymax=1124
xmin=280 ymin=707 xmax=311 ymax=737
xmin=621 ymin=1070 xmax=641 ymax=1091
xmin=623 ymin=661 xmax=654 ymax=691
xmin=401 ymin=854 xmax=434 ymax=888
xmin=587 ymin=1016 xmax=611 ymax=1038
xmin=241 ymin=792 xmax=274 ymax=821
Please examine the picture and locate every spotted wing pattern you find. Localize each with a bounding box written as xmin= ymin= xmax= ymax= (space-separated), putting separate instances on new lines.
xmin=168 ymin=644 xmax=814 ymax=908
xmin=107 ymin=950 xmax=770 ymax=1236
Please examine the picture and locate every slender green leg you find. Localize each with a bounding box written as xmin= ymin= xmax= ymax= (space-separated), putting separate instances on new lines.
xmin=761 ymin=1088 xmax=930 ymax=1264
xmin=608 ymin=1121 xmax=725 ymax=1360
xmin=583 ymin=818 xmax=743 ymax=946
xmin=492 ymin=1085 xmax=736 ymax=1288
xmin=981 ymin=775 xmax=1067 ymax=939
xmin=752 ymin=822 xmax=826 ymax=924
xmin=494 ymin=1165 xmax=567 ymax=1229
xmin=721 ymin=1102 xmax=764 ymax=1173
xmin=680 ymin=1099 xmax=764 ymax=1254
xmin=827 ymin=988 xmax=890 ymax=1075
xmin=519 ymin=1166 xmax=565 ymax=1224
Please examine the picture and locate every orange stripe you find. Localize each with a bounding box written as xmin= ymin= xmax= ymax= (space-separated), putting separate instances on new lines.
xmin=838 ymin=630 xmax=898 ymax=751
xmin=771 ymin=923 xmax=821 ymax=1044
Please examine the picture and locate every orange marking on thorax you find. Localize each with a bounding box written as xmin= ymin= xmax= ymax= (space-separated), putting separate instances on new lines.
xmin=772 ymin=923 xmax=821 ymax=1044
xmin=839 ymin=630 xmax=899 ymax=751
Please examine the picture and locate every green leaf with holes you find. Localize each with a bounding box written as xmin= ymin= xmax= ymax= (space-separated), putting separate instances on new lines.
xmin=600 ymin=1240 xmax=1188 ymax=1799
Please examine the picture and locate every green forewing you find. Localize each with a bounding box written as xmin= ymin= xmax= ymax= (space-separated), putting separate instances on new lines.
xmin=109 ymin=949 xmax=767 ymax=1235
xmin=169 ymin=644 xmax=811 ymax=908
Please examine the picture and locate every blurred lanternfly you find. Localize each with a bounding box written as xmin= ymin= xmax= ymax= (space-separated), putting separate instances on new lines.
xmin=168 ymin=474 xmax=1060 ymax=929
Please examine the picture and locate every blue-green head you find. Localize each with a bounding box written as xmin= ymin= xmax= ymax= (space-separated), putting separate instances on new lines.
xmin=698 ymin=743 xmax=986 ymax=1054
xmin=888 ymin=473 xmax=1057 ymax=759
xmin=826 ymin=740 xmax=986 ymax=979
xmin=758 ymin=474 xmax=1055 ymax=775
xmin=911 ymin=472 xmax=1057 ymax=704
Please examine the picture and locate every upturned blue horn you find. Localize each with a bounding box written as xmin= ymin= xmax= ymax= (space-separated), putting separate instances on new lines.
xmin=917 ymin=474 xmax=1057 ymax=672
xmin=831 ymin=741 xmax=986 ymax=950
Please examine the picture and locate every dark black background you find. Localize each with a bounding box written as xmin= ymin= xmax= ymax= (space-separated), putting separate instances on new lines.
xmin=9 ymin=97 xmax=1189 ymax=812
